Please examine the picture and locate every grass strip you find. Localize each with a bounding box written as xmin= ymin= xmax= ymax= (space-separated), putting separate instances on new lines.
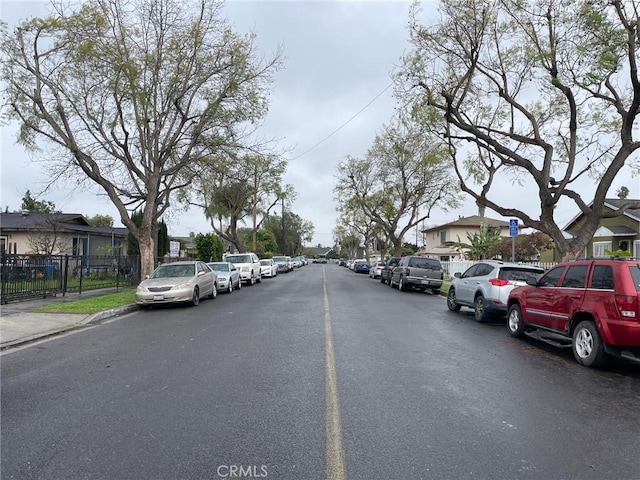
xmin=33 ymin=289 xmax=137 ymax=314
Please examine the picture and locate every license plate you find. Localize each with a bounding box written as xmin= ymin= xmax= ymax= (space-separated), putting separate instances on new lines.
xmin=153 ymin=295 xmax=164 ymax=301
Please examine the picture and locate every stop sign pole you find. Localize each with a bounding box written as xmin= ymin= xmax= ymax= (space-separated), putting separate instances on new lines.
xmin=509 ymin=219 xmax=518 ymax=261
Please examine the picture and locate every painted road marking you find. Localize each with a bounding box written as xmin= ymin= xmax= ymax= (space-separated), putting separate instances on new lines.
xmin=324 ymin=266 xmax=346 ymax=480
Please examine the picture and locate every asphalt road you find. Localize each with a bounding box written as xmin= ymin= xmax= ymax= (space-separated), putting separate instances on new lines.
xmin=2 ymin=264 xmax=639 ymax=480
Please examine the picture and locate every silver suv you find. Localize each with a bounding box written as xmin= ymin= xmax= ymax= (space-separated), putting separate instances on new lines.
xmin=447 ymin=260 xmax=544 ymax=322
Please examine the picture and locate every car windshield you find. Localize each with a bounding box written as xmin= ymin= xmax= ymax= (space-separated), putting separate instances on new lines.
xmin=207 ymin=263 xmax=229 ymax=272
xmin=272 ymin=257 xmax=287 ymax=262
xmin=225 ymin=255 xmax=251 ymax=264
xmin=260 ymin=260 xmax=271 ymax=265
xmin=150 ymin=264 xmax=195 ymax=278
xmin=500 ymin=267 xmax=544 ymax=282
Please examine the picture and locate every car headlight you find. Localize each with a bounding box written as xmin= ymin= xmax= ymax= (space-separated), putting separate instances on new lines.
xmin=172 ymin=280 xmax=194 ymax=290
xmin=136 ymin=285 xmax=148 ymax=293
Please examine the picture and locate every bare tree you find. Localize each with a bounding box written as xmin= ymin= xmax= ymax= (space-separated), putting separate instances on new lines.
xmin=400 ymin=0 xmax=640 ymax=261
xmin=1 ymin=0 xmax=282 ymax=275
xmin=334 ymin=115 xmax=460 ymax=256
xmin=26 ymin=214 xmax=72 ymax=255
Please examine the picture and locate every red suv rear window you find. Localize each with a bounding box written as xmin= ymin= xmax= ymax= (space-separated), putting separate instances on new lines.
xmin=629 ymin=264 xmax=640 ymax=292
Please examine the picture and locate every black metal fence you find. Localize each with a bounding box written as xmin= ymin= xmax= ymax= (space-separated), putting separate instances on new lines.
xmin=0 ymin=254 xmax=141 ymax=304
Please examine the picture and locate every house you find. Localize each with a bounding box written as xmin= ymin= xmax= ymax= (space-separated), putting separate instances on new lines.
xmin=0 ymin=212 xmax=129 ymax=256
xmin=562 ymin=198 xmax=640 ymax=257
xmin=420 ymin=215 xmax=515 ymax=261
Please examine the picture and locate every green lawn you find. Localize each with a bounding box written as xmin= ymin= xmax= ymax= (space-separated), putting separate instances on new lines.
xmin=34 ymin=289 xmax=137 ymax=314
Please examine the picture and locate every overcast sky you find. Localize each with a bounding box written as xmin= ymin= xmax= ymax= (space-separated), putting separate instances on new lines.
xmin=2 ymin=0 xmax=639 ymax=248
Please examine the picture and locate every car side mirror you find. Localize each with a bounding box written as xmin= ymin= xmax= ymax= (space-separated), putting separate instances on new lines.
xmin=454 ymin=272 xmax=462 ymax=278
xmin=526 ymin=277 xmax=538 ymax=286
xmin=145 ymin=274 xmax=150 ymax=279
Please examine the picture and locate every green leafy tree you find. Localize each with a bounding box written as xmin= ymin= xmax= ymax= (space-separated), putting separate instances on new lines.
xmin=400 ymin=0 xmax=640 ymax=261
xmin=127 ymin=211 xmax=143 ymax=257
xmin=86 ymin=214 xmax=114 ymax=228
xmin=402 ymin=242 xmax=418 ymax=256
xmin=193 ymin=233 xmax=224 ymax=262
xmin=21 ymin=190 xmax=55 ymax=213
xmin=1 ymin=0 xmax=282 ymax=276
xmin=256 ymin=229 xmax=278 ymax=257
xmin=487 ymin=232 xmax=553 ymax=261
xmin=157 ymin=220 xmax=169 ymax=259
xmin=262 ymin=211 xmax=314 ymax=255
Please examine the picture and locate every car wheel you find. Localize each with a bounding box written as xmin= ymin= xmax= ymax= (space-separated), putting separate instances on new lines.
xmin=447 ymin=288 xmax=461 ymax=311
xmin=380 ymin=276 xmax=386 ymax=283
xmin=228 ymin=282 xmax=233 ymax=293
xmin=237 ymin=278 xmax=241 ymax=290
xmin=399 ymin=276 xmax=406 ymax=291
xmin=250 ymin=274 xmax=255 ymax=285
xmin=573 ymin=321 xmax=607 ymax=367
xmin=474 ymin=294 xmax=488 ymax=322
xmin=209 ymin=283 xmax=217 ymax=299
xmin=138 ymin=304 xmax=149 ymax=310
xmin=190 ymin=287 xmax=200 ymax=306
xmin=507 ymin=304 xmax=526 ymax=337
xmin=256 ymin=273 xmax=262 ymax=283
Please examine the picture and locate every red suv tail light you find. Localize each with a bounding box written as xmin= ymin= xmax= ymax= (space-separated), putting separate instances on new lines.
xmin=615 ymin=295 xmax=638 ymax=319
xmin=489 ymin=278 xmax=510 ymax=287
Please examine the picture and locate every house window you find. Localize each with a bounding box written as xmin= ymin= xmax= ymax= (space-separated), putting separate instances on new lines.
xmin=593 ymin=241 xmax=611 ymax=257
xmin=634 ymin=240 xmax=640 ymax=258
xmin=0 ymin=236 xmax=6 ymax=254
xmin=440 ymin=230 xmax=447 ymax=244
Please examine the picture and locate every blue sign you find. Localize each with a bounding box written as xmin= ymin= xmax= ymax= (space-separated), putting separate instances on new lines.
xmin=509 ymin=219 xmax=519 ymax=237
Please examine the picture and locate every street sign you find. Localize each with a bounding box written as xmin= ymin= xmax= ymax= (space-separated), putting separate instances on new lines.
xmin=509 ymin=219 xmax=519 ymax=237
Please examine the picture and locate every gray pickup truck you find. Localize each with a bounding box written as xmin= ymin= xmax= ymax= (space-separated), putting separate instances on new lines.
xmin=390 ymin=255 xmax=443 ymax=294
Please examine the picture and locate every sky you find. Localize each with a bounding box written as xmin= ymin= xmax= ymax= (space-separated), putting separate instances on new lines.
xmin=1 ymin=0 xmax=639 ymax=248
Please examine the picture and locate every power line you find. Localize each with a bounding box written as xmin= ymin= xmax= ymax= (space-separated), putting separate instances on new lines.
xmin=290 ymin=81 xmax=394 ymax=161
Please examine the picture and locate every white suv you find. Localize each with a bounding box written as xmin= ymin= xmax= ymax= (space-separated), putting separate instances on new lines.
xmin=223 ymin=252 xmax=262 ymax=285
xmin=447 ymin=260 xmax=544 ymax=322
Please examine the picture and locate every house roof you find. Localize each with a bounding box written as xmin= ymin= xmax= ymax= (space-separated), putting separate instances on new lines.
xmin=422 ymin=215 xmax=511 ymax=233
xmin=563 ymin=198 xmax=640 ymax=230
xmin=0 ymin=212 xmax=128 ymax=237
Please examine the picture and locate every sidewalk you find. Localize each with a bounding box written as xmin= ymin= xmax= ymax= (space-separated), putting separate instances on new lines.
xmin=0 ymin=288 xmax=138 ymax=350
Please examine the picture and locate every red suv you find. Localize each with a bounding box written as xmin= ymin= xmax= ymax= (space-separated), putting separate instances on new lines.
xmin=507 ymin=258 xmax=640 ymax=367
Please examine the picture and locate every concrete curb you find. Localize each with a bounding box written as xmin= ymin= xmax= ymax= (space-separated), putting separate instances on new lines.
xmin=81 ymin=304 xmax=140 ymax=324
xmin=1 ymin=304 xmax=139 ymax=351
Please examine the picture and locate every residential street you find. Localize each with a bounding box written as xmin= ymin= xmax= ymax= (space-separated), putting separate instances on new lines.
xmin=2 ymin=264 xmax=639 ymax=480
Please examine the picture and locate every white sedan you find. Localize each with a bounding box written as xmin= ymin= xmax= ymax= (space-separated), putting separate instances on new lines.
xmin=260 ymin=259 xmax=278 ymax=278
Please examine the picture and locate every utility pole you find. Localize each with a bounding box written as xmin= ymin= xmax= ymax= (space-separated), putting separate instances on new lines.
xmin=281 ymin=197 xmax=285 ymax=255
xmin=252 ymin=165 xmax=258 ymax=252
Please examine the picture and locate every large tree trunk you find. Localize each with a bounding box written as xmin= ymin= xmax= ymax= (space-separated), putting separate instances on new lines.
xmin=136 ymin=221 xmax=156 ymax=278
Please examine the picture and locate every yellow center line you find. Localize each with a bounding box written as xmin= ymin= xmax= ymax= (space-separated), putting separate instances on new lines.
xmin=324 ymin=266 xmax=346 ymax=480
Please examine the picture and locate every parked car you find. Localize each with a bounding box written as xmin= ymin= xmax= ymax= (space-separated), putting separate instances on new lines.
xmin=259 ymin=259 xmax=278 ymax=278
xmin=207 ymin=261 xmax=241 ymax=293
xmin=353 ymin=260 xmax=370 ymax=274
xmin=272 ymin=255 xmax=293 ymax=273
xmin=507 ymin=258 xmax=640 ymax=367
xmin=369 ymin=261 xmax=385 ymax=279
xmin=390 ymin=256 xmax=443 ymax=294
xmin=380 ymin=257 xmax=401 ymax=284
xmin=136 ymin=260 xmax=217 ymax=308
xmin=223 ymin=252 xmax=262 ymax=285
xmin=446 ymin=260 xmax=544 ymax=322
xmin=291 ymin=256 xmax=303 ymax=268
